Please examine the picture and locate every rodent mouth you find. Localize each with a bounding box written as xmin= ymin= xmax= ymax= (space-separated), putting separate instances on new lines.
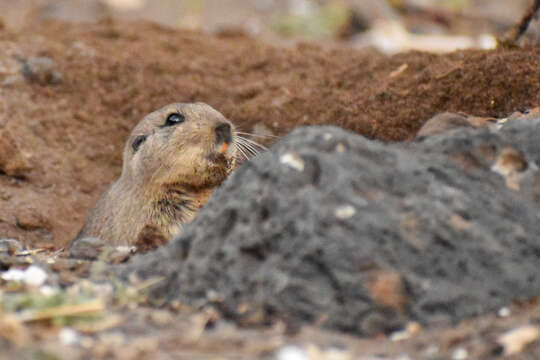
xmin=206 ymin=140 xmax=236 ymax=169
xmin=206 ymin=151 xmax=231 ymax=168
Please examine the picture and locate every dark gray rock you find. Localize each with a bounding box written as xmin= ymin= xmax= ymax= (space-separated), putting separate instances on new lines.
xmin=69 ymin=236 xmax=105 ymax=260
xmin=21 ymin=57 xmax=63 ymax=85
xmin=125 ymin=118 xmax=540 ymax=335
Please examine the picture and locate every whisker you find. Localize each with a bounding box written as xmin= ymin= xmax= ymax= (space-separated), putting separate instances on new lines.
xmin=237 ymin=136 xmax=268 ymax=151
xmin=238 ymin=143 xmax=259 ymax=158
xmin=236 ymin=136 xmax=259 ymax=151
xmin=236 ymin=131 xmax=279 ymax=139
xmin=232 ymin=134 xmax=269 ymax=163
xmin=234 ymin=139 xmax=251 ymax=161
xmin=238 ymin=146 xmax=250 ymax=161
xmin=244 ymin=138 xmax=268 ymax=150
xmin=237 ymin=138 xmax=261 ymax=156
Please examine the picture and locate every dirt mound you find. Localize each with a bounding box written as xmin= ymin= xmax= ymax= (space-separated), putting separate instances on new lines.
xmin=126 ymin=116 xmax=540 ymax=335
xmin=0 ymin=20 xmax=539 ymax=248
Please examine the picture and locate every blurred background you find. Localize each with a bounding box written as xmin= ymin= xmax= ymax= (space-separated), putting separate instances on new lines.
xmin=1 ymin=0 xmax=538 ymax=53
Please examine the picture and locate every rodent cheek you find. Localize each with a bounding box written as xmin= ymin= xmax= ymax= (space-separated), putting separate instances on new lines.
xmin=187 ymin=130 xmax=203 ymax=144
xmin=131 ymin=151 xmax=150 ymax=179
xmin=172 ymin=133 xmax=186 ymax=149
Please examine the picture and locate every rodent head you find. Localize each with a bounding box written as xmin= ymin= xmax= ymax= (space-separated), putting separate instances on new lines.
xmin=121 ymin=102 xmax=237 ymax=189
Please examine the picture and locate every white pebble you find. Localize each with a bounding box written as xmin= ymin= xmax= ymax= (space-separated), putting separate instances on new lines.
xmin=452 ymin=347 xmax=468 ymax=360
xmin=1 ymin=265 xmax=48 ymax=286
xmin=39 ymin=285 xmax=58 ymax=296
xmin=1 ymin=268 xmax=25 ymax=282
xmin=24 ymin=265 xmax=48 ymax=286
xmin=276 ymin=345 xmax=309 ymax=360
xmin=498 ymin=307 xmax=510 ymax=317
xmin=335 ymin=205 xmax=356 ymax=219
xmin=391 ymin=322 xmax=421 ymax=342
xmin=390 ymin=329 xmax=410 ymax=342
xmin=59 ymin=328 xmax=80 ymax=346
xmin=280 ymin=153 xmax=305 ymax=172
xmin=116 ymin=246 xmax=135 ymax=253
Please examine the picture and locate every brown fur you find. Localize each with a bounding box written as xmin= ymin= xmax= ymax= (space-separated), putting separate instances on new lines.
xmin=71 ymin=102 xmax=237 ymax=247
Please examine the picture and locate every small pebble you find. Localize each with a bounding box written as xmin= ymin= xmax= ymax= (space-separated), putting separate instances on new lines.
xmin=280 ymin=153 xmax=304 ymax=172
xmin=390 ymin=322 xmax=421 ymax=341
xmin=116 ymin=246 xmax=134 ymax=253
xmin=107 ymin=245 xmax=136 ymax=263
xmin=452 ymin=347 xmax=468 ymax=360
xmin=335 ymin=205 xmax=356 ymax=219
xmin=276 ymin=345 xmax=309 ymax=360
xmin=335 ymin=143 xmax=346 ymax=153
xmin=21 ymin=56 xmax=62 ymax=85
xmin=1 ymin=265 xmax=48 ymax=286
xmin=39 ymin=285 xmax=58 ymax=296
xmin=498 ymin=307 xmax=510 ymax=318
xmin=497 ymin=325 xmax=539 ymax=356
xmin=59 ymin=328 xmax=80 ymax=346
xmin=23 ymin=265 xmax=48 ymax=286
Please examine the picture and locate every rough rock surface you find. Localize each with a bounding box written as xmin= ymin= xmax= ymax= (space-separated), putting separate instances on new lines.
xmin=126 ymin=117 xmax=540 ymax=335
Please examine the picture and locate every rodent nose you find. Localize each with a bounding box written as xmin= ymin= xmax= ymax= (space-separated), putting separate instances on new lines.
xmin=215 ymin=122 xmax=232 ymax=145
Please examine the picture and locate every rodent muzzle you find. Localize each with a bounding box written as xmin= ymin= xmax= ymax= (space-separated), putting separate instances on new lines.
xmin=215 ymin=122 xmax=232 ymax=146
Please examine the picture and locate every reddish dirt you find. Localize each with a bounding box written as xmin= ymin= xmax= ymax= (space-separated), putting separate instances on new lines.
xmin=0 ymin=20 xmax=539 ymax=250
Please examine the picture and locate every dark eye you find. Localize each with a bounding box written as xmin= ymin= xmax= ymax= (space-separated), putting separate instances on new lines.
xmin=132 ymin=135 xmax=147 ymax=152
xmin=165 ymin=113 xmax=185 ymax=126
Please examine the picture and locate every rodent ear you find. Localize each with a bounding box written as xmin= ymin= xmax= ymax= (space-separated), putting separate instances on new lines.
xmin=132 ymin=135 xmax=147 ymax=152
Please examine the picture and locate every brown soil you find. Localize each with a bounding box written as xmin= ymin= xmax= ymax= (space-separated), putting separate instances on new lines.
xmin=0 ymin=20 xmax=538 ymax=250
